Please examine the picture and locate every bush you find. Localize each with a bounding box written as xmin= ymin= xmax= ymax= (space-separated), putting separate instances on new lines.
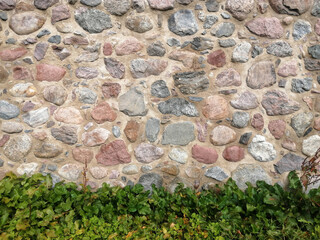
xmin=0 ymin=171 xmax=319 ymax=239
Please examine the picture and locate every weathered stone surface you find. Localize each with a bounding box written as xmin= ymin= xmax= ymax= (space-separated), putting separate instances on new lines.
xmin=43 ymin=85 xmax=67 ymax=106
xmin=219 ymin=39 xmax=236 ymax=48
xmin=17 ymin=163 xmax=38 ymax=176
xmin=225 ymin=0 xmax=255 ymax=20
xmin=34 ymin=42 xmax=48 ymax=61
xmin=138 ymin=173 xmax=163 ymax=193
xmin=269 ymin=0 xmax=312 ymax=15
xmin=292 ymin=19 xmax=312 ymax=40
xmin=134 ymin=143 xmax=164 ymax=163
xmin=96 ymin=140 xmax=131 ymax=166
xmin=72 ymin=147 xmax=93 ymax=163
xmin=102 ymin=83 xmax=121 ymax=98
xmin=277 ymin=60 xmax=297 ymax=77
xmin=23 ymin=107 xmax=49 ymax=127
xmin=248 ymin=135 xmax=277 ymax=162
xmin=36 ymin=64 xmax=66 ymax=82
xmin=168 ymin=9 xmax=198 ymax=36
xmin=75 ymin=9 xmax=112 ymax=33
xmin=119 ymin=88 xmax=148 ymax=116
xmin=1 ymin=121 xmax=23 ymax=133
xmin=230 ymin=91 xmax=259 ymax=110
xmin=268 ymin=119 xmax=286 ymax=139
xmin=315 ymin=19 xmax=320 ymax=35
xmin=148 ymin=0 xmax=174 ymax=10
xmin=104 ymin=58 xmax=125 ymax=79
xmin=82 ymin=128 xmax=110 ymax=147
xmin=185 ymin=166 xmax=201 ymax=178
xmin=302 ymin=135 xmax=320 ymax=157
xmin=308 ymin=45 xmax=320 ymax=59
xmin=210 ymin=125 xmax=236 ymax=146
xmin=130 ymin=58 xmax=167 ymax=78
xmin=291 ymin=78 xmax=313 ymax=93
xmin=274 ymin=153 xmax=304 ymax=174
xmin=51 ymin=5 xmax=70 ymax=24
xmin=91 ymin=102 xmax=117 ymax=124
xmin=282 ymin=139 xmax=297 ymax=152
xmin=151 ymin=80 xmax=170 ymax=98
xmin=262 ymin=90 xmax=300 ymax=115
xmin=202 ymin=96 xmax=229 ymax=120
xmin=205 ymin=167 xmax=229 ymax=181
xmin=246 ymin=17 xmax=284 ymax=38
xmin=189 ymin=37 xmax=214 ymax=51
xmin=124 ymin=120 xmax=140 ymax=143
xmin=169 ymin=148 xmax=188 ymax=164
xmin=251 ymin=113 xmax=264 ymax=131
xmin=54 ymin=107 xmax=83 ymax=125
xmin=104 ymin=0 xmax=131 ymax=16
xmin=78 ymin=88 xmax=97 ymax=104
xmin=204 ymin=15 xmax=218 ymax=29
xmin=195 ymin=119 xmax=207 ymax=142
xmin=9 ymin=12 xmax=46 ymax=35
xmin=115 ymin=37 xmax=144 ymax=56
xmin=168 ymin=50 xmax=198 ymax=68
xmin=34 ymin=142 xmax=63 ymax=158
xmin=215 ymin=68 xmax=241 ymax=87
xmin=9 ymin=83 xmax=36 ymax=97
xmin=51 ymin=126 xmax=78 ymax=145
xmin=239 ymin=132 xmax=252 ymax=145
xmin=58 ymin=164 xmax=82 ymax=181
xmin=223 ymin=146 xmax=245 ymax=162
xmin=0 ymin=47 xmax=27 ymax=61
xmin=125 ymin=15 xmax=153 ymax=33
xmin=147 ymin=41 xmax=166 ymax=56
xmin=158 ymin=98 xmax=199 ymax=117
xmin=231 ymin=111 xmax=250 ymax=128
xmin=232 ymin=164 xmax=272 ymax=190
xmin=80 ymin=0 xmax=101 ymax=7
xmin=0 ymin=101 xmax=19 ymax=120
xmin=207 ymin=50 xmax=226 ymax=67
xmin=173 ymin=71 xmax=209 ymax=95
xmin=146 ymin=118 xmax=160 ymax=142
xmin=246 ymin=61 xmax=276 ymax=89
xmin=75 ymin=67 xmax=98 ymax=79
xmin=162 ymin=121 xmax=195 ymax=145
xmin=211 ymin=22 xmax=235 ymax=37
xmin=12 ymin=66 xmax=32 ymax=81
xmin=89 ymin=167 xmax=108 ymax=179
xmin=266 ymin=41 xmax=293 ymax=57
xmin=0 ymin=0 xmax=15 ymax=10
xmin=304 ymin=58 xmax=320 ymax=71
xmin=52 ymin=46 xmax=71 ymax=61
xmin=34 ymin=0 xmax=57 ymax=10
xmin=3 ymin=134 xmax=32 ymax=162
xmin=122 ymin=165 xmax=139 ymax=175
xmin=232 ymin=42 xmax=251 ymax=63
xmin=192 ymin=144 xmax=218 ymax=164
xmin=161 ymin=165 xmax=180 ymax=176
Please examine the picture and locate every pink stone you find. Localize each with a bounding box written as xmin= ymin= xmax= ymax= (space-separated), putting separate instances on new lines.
xmin=115 ymin=37 xmax=143 ymax=56
xmin=207 ymin=50 xmax=226 ymax=67
xmin=89 ymin=167 xmax=108 ymax=179
xmin=251 ymin=113 xmax=264 ymax=131
xmin=13 ymin=66 xmax=32 ymax=80
xmin=63 ymin=36 xmax=89 ymax=45
xmin=54 ymin=107 xmax=83 ymax=124
xmin=31 ymin=131 xmax=47 ymax=141
xmin=202 ymin=95 xmax=229 ymax=120
xmin=82 ymin=128 xmax=110 ymax=147
xmin=102 ymin=83 xmax=121 ymax=98
xmin=36 ymin=64 xmax=66 ymax=82
xmin=0 ymin=134 xmax=10 ymax=147
xmin=192 ymin=144 xmax=218 ymax=164
xmin=0 ymin=47 xmax=27 ymax=61
xmin=277 ymin=60 xmax=297 ymax=77
xmin=315 ymin=19 xmax=320 ymax=36
xmin=51 ymin=4 xmax=70 ymax=24
xmin=222 ymin=146 xmax=245 ymax=162
xmin=148 ymin=0 xmax=175 ymax=10
xmin=134 ymin=143 xmax=164 ymax=163
xmin=225 ymin=0 xmax=255 ymax=21
xmin=124 ymin=120 xmax=139 ymax=143
xmin=72 ymin=147 xmax=93 ymax=164
xmin=314 ymin=117 xmax=320 ymax=130
xmin=103 ymin=42 xmax=113 ymax=56
xmin=22 ymin=101 xmax=35 ymax=112
xmin=303 ymin=97 xmax=313 ymax=110
xmin=246 ymin=17 xmax=284 ymax=39
xmin=281 ymin=139 xmax=296 ymax=152
xmin=91 ymin=102 xmax=117 ymax=124
xmin=168 ymin=50 xmax=198 ymax=68
xmin=216 ymin=68 xmax=241 ymax=87
xmin=210 ymin=125 xmax=237 ymax=146
xmin=195 ymin=119 xmax=207 ymax=142
xmin=268 ymin=119 xmax=286 ymax=139
xmin=96 ymin=140 xmax=131 ymax=166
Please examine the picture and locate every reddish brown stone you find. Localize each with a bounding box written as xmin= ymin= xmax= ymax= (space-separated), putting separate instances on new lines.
xmin=216 ymin=68 xmax=241 ymax=87
xmin=281 ymin=139 xmax=296 ymax=151
xmin=51 ymin=4 xmax=70 ymax=24
xmin=207 ymin=50 xmax=226 ymax=67
xmin=202 ymin=95 xmax=229 ymax=120
xmin=222 ymin=146 xmax=245 ymax=162
xmin=103 ymin=42 xmax=113 ymax=56
xmin=0 ymin=134 xmax=10 ymax=147
xmin=0 ymin=47 xmax=27 ymax=61
xmin=13 ymin=66 xmax=32 ymax=80
xmin=36 ymin=64 xmax=66 ymax=82
xmin=195 ymin=119 xmax=207 ymax=142
xmin=268 ymin=119 xmax=286 ymax=139
xmin=192 ymin=144 xmax=218 ymax=164
xmin=245 ymin=17 xmax=284 ymax=39
xmin=63 ymin=36 xmax=89 ymax=45
xmin=102 ymin=83 xmax=121 ymax=98
xmin=72 ymin=147 xmax=93 ymax=164
xmin=124 ymin=120 xmax=140 ymax=143
xmin=251 ymin=113 xmax=264 ymax=131
xmin=31 ymin=131 xmax=47 ymax=141
xmin=277 ymin=60 xmax=297 ymax=77
xmin=315 ymin=19 xmax=320 ymax=36
xmin=314 ymin=117 xmax=320 ymax=130
xmin=96 ymin=140 xmax=131 ymax=166
xmin=115 ymin=37 xmax=143 ymax=56
xmin=91 ymin=102 xmax=117 ymax=124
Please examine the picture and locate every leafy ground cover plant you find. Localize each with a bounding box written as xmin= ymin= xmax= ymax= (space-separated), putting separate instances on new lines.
xmin=0 ymin=171 xmax=319 ymax=240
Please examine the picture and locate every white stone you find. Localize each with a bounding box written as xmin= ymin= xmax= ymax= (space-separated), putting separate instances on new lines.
xmin=302 ymin=135 xmax=320 ymax=157
xmin=169 ymin=148 xmax=188 ymax=164
xmin=17 ymin=162 xmax=38 ymax=176
xmin=58 ymin=164 xmax=82 ymax=181
xmin=248 ymin=135 xmax=276 ymax=162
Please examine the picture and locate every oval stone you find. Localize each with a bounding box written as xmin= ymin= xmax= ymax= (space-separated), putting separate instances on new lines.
xmin=9 ymin=12 xmax=46 ymax=35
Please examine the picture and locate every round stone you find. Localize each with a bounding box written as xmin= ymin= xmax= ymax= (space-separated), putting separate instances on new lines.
xmin=168 ymin=9 xmax=198 ymax=36
xmin=248 ymin=135 xmax=277 ymax=162
xmin=202 ymin=96 xmax=229 ymax=120
xmin=223 ymin=146 xmax=245 ymax=162
xmin=134 ymin=143 xmax=164 ymax=163
xmin=192 ymin=144 xmax=218 ymax=164
xmin=169 ymin=148 xmax=188 ymax=164
xmin=210 ymin=125 xmax=236 ymax=146
xmin=82 ymin=128 xmax=110 ymax=147
xmin=9 ymin=12 xmax=46 ymax=35
xmin=72 ymin=148 xmax=93 ymax=164
xmin=3 ymin=134 xmax=32 ymax=162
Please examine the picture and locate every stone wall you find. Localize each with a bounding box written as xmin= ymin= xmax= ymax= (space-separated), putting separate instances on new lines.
xmin=0 ymin=0 xmax=320 ymax=192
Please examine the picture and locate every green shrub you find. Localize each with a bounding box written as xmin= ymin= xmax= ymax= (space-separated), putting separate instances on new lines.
xmin=0 ymin=171 xmax=319 ymax=239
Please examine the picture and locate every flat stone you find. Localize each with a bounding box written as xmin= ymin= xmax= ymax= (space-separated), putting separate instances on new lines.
xmin=189 ymin=37 xmax=214 ymax=51
xmin=207 ymin=50 xmax=226 ymax=67
xmin=302 ymin=135 xmax=320 ymax=157
xmin=146 ymin=118 xmax=160 ymax=142
xmin=205 ymin=167 xmax=229 ymax=181
xmin=82 ymin=128 xmax=110 ymax=147
xmin=80 ymin=0 xmax=101 ymax=6
xmin=177 ymin=0 xmax=193 ymax=4
xmin=210 ymin=125 xmax=236 ymax=146
xmin=147 ymin=41 xmax=166 ymax=56
xmin=308 ymin=45 xmax=320 ymax=59
xmin=158 ymin=98 xmax=199 ymax=117
xmin=1 ymin=121 xmax=23 ymax=133
xmin=161 ymin=165 xmax=180 ymax=176
xmin=34 ymin=42 xmax=48 ymax=61
xmin=119 ymin=87 xmax=148 ymax=116
xmin=34 ymin=142 xmax=63 ymax=158
xmin=282 ymin=139 xmax=296 ymax=152
xmin=112 ymin=126 xmax=121 ymax=138
xmin=103 ymin=42 xmax=112 ymax=56
xmin=63 ymin=36 xmax=89 ymax=45
xmin=225 ymin=0 xmax=255 ymax=21
xmin=232 ymin=42 xmax=251 ymax=63
xmin=124 ymin=120 xmax=140 ymax=143
xmin=130 ymin=58 xmax=167 ymax=78
xmin=262 ymin=90 xmax=300 ymax=116
xmin=91 ymin=102 xmax=117 ymax=123
xmin=34 ymin=0 xmax=57 ymax=9
xmin=58 ymin=164 xmax=82 ymax=181
xmin=104 ymin=58 xmax=125 ymax=79
xmin=78 ymin=88 xmax=97 ymax=104
xmin=17 ymin=163 xmax=38 ymax=176
xmin=151 ymin=80 xmax=170 ymax=98
xmin=89 ymin=167 xmax=108 ymax=179
xmin=122 ymin=165 xmax=139 ymax=175
xmin=168 ymin=9 xmax=198 ymax=36
xmin=168 ymin=50 xmax=198 ymax=68
xmin=0 ymin=0 xmax=15 ymax=10
xmin=173 ymin=71 xmax=209 ymax=95
xmin=52 ymin=46 xmax=71 ymax=61
xmin=72 ymin=147 xmax=93 ymax=163
xmin=125 ymin=15 xmax=153 ymax=33
xmin=269 ymin=0 xmax=312 ymax=15
xmin=192 ymin=144 xmax=218 ymax=164
xmin=104 ymin=0 xmax=131 ymax=16
xmin=75 ymin=9 xmax=112 ymax=33
xmin=278 ymin=60 xmax=297 ymax=77
xmin=43 ymin=85 xmax=67 ymax=106
xmin=215 ymin=68 xmax=241 ymax=87
xmin=134 ymin=143 xmax=164 ymax=163
xmin=75 ymin=51 xmax=99 ymax=63
xmin=223 ymin=146 xmax=245 ymax=162
xmin=232 ymin=164 xmax=272 ymax=190
xmin=219 ymin=39 xmax=236 ymax=48
xmin=0 ymin=101 xmax=19 ymax=120
xmin=169 ymin=148 xmax=188 ymax=164
xmin=3 ymin=134 xmax=32 ymax=162
xmin=268 ymin=119 xmax=286 ymax=139
xmin=205 ymin=0 xmax=219 ymax=12
xmin=36 ymin=64 xmax=66 ymax=82
xmin=232 ymin=111 xmax=250 ymax=128
xmin=274 ymin=153 xmax=304 ymax=174
xmin=75 ymin=67 xmax=98 ymax=79
xmin=23 ymin=107 xmax=49 ymax=127
xmin=266 ymin=41 xmax=293 ymax=57
xmin=293 ymin=19 xmax=312 ymax=40
xmin=204 ymin=15 xmax=218 ymax=29
xmin=51 ymin=126 xmax=78 ymax=145
xmin=230 ymin=91 xmax=259 ymax=110
xmin=247 ymin=61 xmax=276 ymax=89
xmin=96 ymin=140 xmax=131 ymax=166
xmin=202 ymin=95 xmax=229 ymax=120
xmin=251 ymin=113 xmax=264 ymax=131
xmin=148 ymin=0 xmax=174 ymax=10
xmin=138 ymin=173 xmax=163 ymax=193
xmin=248 ymin=135 xmax=276 ymax=162
xmin=54 ymin=107 xmax=83 ymax=125
xmin=211 ymin=22 xmax=235 ymax=38
xmin=246 ymin=17 xmax=284 ymax=38
xmin=9 ymin=83 xmax=36 ymax=97
xmin=102 ymin=83 xmax=121 ymax=98
xmin=162 ymin=121 xmax=195 ymax=146
xmin=51 ymin=4 xmax=70 ymax=24
xmin=9 ymin=12 xmax=46 ymax=35
xmin=0 ymin=47 xmax=27 ymax=61
xmin=115 ymin=37 xmax=144 ymax=56
xmin=291 ymin=78 xmax=313 ymax=93
xmin=304 ymin=58 xmax=320 ymax=71
xmin=239 ymin=132 xmax=252 ymax=145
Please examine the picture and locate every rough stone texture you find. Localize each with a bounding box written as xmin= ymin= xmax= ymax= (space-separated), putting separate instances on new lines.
xmin=91 ymin=102 xmax=117 ymax=124
xmin=58 ymin=164 xmax=82 ymax=181
xmin=51 ymin=126 xmax=78 ymax=145
xmin=96 ymin=140 xmax=131 ymax=166
xmin=290 ymin=112 xmax=313 ymax=138
xmin=130 ymin=58 xmax=167 ymax=78
xmin=3 ymin=134 xmax=31 ymax=162
xmin=291 ymin=78 xmax=313 ymax=93
xmin=232 ymin=42 xmax=251 ymax=63
xmin=82 ymin=128 xmax=110 ymax=147
xmin=168 ymin=10 xmax=198 ymax=36
xmin=104 ymin=58 xmax=125 ymax=79
xmin=134 ymin=143 xmax=164 ymax=163
xmin=205 ymin=167 xmax=229 ymax=181
xmin=268 ymin=120 xmax=286 ymax=139
xmin=246 ymin=61 xmax=276 ymax=89
xmin=146 ymin=118 xmax=160 ymax=142
xmin=274 ymin=153 xmax=304 ymax=174
xmin=278 ymin=60 xmax=297 ymax=77
xmin=75 ymin=9 xmax=112 ymax=33
xmin=43 ymin=85 xmax=67 ymax=106
xmin=211 ymin=22 xmax=235 ymax=38
xmin=292 ymin=20 xmax=312 ymax=40
xmin=158 ymin=98 xmax=199 ymax=117
xmin=125 ymin=15 xmax=153 ymax=33
xmin=124 ymin=120 xmax=140 ymax=143
xmin=248 ymin=135 xmax=277 ymax=162
xmin=51 ymin=5 xmax=70 ymax=24
xmin=23 ymin=108 xmax=49 ymax=127
xmin=54 ymin=107 xmax=83 ymax=125
xmin=162 ymin=122 xmax=195 ymax=146
xmin=34 ymin=142 xmax=63 ymax=158
xmin=251 ymin=113 xmax=264 ymax=131
xmin=115 ymin=37 xmax=143 ymax=56
xmin=0 ymin=0 xmax=16 ymax=10
xmin=173 ymin=71 xmax=209 ymax=94
xmin=0 ymin=100 xmax=19 ymax=120
xmin=202 ymin=96 xmax=229 ymax=120
xmin=207 ymin=50 xmax=226 ymax=67
xmin=36 ymin=64 xmax=66 ymax=82
xmin=231 ymin=111 xmax=250 ymax=128
xmin=246 ymin=17 xmax=284 ymax=39
xmin=0 ymin=47 xmax=27 ymax=61
xmin=192 ymin=144 xmax=218 ymax=164
xmin=230 ymin=91 xmax=259 ymax=110
xmin=223 ymin=146 xmax=245 ymax=162
xmin=104 ymin=0 xmax=131 ymax=16
xmin=9 ymin=12 xmax=46 ymax=35
xmin=119 ymin=88 xmax=148 ymax=116
xmin=215 ymin=68 xmax=241 ymax=87
xmin=210 ymin=126 xmax=236 ymax=146
xmin=169 ymin=148 xmax=188 ymax=164
xmin=225 ymin=0 xmax=255 ymax=21
xmin=138 ymin=173 xmax=163 ymax=193
xmin=302 ymin=135 xmax=320 ymax=157
xmin=269 ymin=0 xmax=312 ymax=15
xmin=151 ymin=80 xmax=170 ymax=98
xmin=266 ymin=41 xmax=293 ymax=57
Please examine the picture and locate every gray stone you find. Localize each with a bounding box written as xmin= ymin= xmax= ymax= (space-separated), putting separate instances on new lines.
xmin=122 ymin=165 xmax=139 ymax=175
xmin=80 ymin=0 xmax=101 ymax=6
xmin=232 ymin=164 xmax=272 ymax=190
xmin=51 ymin=126 xmax=78 ymax=145
xmin=119 ymin=87 xmax=148 ymax=116
xmin=293 ymin=20 xmax=312 ymax=41
xmin=158 ymin=98 xmax=199 ymax=117
xmin=104 ymin=58 xmax=125 ymax=79
xmin=162 ymin=121 xmax=195 ymax=145
xmin=266 ymin=41 xmax=293 ymax=57
xmin=22 ymin=107 xmax=49 ymax=127
xmin=302 ymin=135 xmax=320 ymax=157
xmin=17 ymin=163 xmax=38 ymax=176
xmin=141 ymin=165 xmax=152 ymax=173
xmin=239 ymin=132 xmax=252 ymax=145
xmin=75 ymin=51 xmax=99 ymax=63
xmin=219 ymin=39 xmax=236 ymax=48
xmin=312 ymin=0 xmax=320 ymax=17
xmin=130 ymin=58 xmax=167 ymax=78
xmin=203 ymin=15 xmax=218 ymax=29
xmin=0 ymin=0 xmax=15 ymax=10
xmin=52 ymin=46 xmax=71 ymax=61
xmin=132 ymin=0 xmax=145 ymax=12
xmin=211 ymin=22 xmax=235 ymax=38
xmin=34 ymin=0 xmax=57 ymax=9
xmin=48 ymin=35 xmax=61 ymax=44
xmin=78 ymin=88 xmax=97 ymax=104
xmin=151 ymin=80 xmax=170 ymax=98
xmin=112 ymin=126 xmax=121 ymax=138
xmin=168 ymin=9 xmax=198 ymax=36
xmin=3 ymin=134 xmax=32 ymax=162
xmin=58 ymin=164 xmax=82 ymax=181
xmin=37 ymin=29 xmax=50 ymax=38
xmin=167 ymin=38 xmax=181 ymax=47
xmin=75 ymin=67 xmax=99 ymax=79
xmin=146 ymin=118 xmax=160 ymax=142
xmin=304 ymin=58 xmax=320 ymax=71
xmin=134 ymin=143 xmax=164 ymax=163
xmin=221 ymin=12 xmax=231 ymax=19
xmin=274 ymin=153 xmax=304 ymax=174
xmin=308 ymin=45 xmax=320 ymax=59
xmin=177 ymin=0 xmax=193 ymax=4
xmin=169 ymin=148 xmax=188 ymax=164
xmin=232 ymin=42 xmax=251 ymax=63
xmin=147 ymin=41 xmax=166 ymax=57
xmin=34 ymin=42 xmax=49 ymax=61
xmin=105 ymin=0 xmax=131 ymax=16
xmin=0 ymin=101 xmax=19 ymax=120
xmin=205 ymin=0 xmax=219 ymax=12
xmin=138 ymin=173 xmax=163 ymax=193
xmin=47 ymin=164 xmax=57 ymax=171
xmin=75 ymin=9 xmax=112 ymax=33
xmin=205 ymin=167 xmax=229 ymax=181
xmin=291 ymin=78 xmax=313 ymax=93
xmin=190 ymin=37 xmax=214 ymax=51
xmin=125 ymin=15 xmax=153 ymax=33
xmin=173 ymin=71 xmax=209 ymax=95
xmin=231 ymin=111 xmax=250 ymax=128
xmin=291 ymin=112 xmax=313 ymax=137
xmin=43 ymin=85 xmax=67 ymax=106
xmin=251 ymin=45 xmax=263 ymax=58
xmin=1 ymin=121 xmax=23 ymax=133
xmin=0 ymin=159 xmax=3 ymax=167
xmin=34 ymin=142 xmax=63 ymax=158
xmin=248 ymin=135 xmax=276 ymax=162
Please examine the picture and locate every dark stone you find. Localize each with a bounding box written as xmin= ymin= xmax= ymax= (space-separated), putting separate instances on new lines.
xmin=173 ymin=71 xmax=209 ymax=95
xmin=304 ymin=58 xmax=320 ymax=71
xmin=75 ymin=9 xmax=112 ymax=33
xmin=48 ymin=35 xmax=61 ymax=44
xmin=151 ymin=80 xmax=170 ymax=98
xmin=147 ymin=41 xmax=166 ymax=56
xmin=205 ymin=0 xmax=219 ymax=12
xmin=239 ymin=132 xmax=252 ymax=145
xmin=190 ymin=37 xmax=214 ymax=51
xmin=138 ymin=173 xmax=163 ymax=194
xmin=274 ymin=153 xmax=304 ymax=174
xmin=37 ymin=29 xmax=51 ymax=38
xmin=168 ymin=9 xmax=198 ymax=36
xmin=308 ymin=45 xmax=320 ymax=59
xmin=266 ymin=41 xmax=293 ymax=57
xmin=291 ymin=78 xmax=313 ymax=93
xmin=158 ymin=98 xmax=199 ymax=117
